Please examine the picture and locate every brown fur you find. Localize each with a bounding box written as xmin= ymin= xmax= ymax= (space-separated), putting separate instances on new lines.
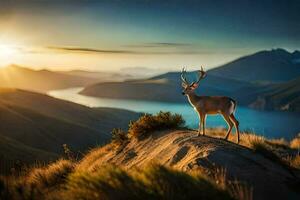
xmin=182 ymin=70 xmax=240 ymax=143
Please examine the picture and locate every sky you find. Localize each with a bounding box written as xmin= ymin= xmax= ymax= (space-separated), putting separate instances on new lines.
xmin=0 ymin=0 xmax=299 ymax=72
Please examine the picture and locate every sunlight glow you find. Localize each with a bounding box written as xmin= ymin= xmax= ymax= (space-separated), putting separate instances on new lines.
xmin=0 ymin=45 xmax=17 ymax=56
xmin=0 ymin=45 xmax=19 ymax=66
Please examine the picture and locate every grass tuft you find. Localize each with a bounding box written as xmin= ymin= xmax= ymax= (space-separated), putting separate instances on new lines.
xmin=286 ymin=155 xmax=300 ymax=169
xmin=27 ymin=159 xmax=74 ymax=188
xmin=290 ymin=134 xmax=300 ymax=150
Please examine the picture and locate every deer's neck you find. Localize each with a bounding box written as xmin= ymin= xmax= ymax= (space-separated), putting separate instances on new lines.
xmin=186 ymin=93 xmax=200 ymax=107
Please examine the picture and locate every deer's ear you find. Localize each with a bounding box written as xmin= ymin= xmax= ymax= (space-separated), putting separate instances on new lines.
xmin=181 ymin=82 xmax=187 ymax=88
xmin=190 ymin=83 xmax=198 ymax=90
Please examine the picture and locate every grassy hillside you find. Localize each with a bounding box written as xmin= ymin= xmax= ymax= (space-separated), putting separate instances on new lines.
xmin=1 ymin=112 xmax=300 ymax=200
xmin=249 ymin=77 xmax=300 ymax=112
xmin=0 ymin=88 xmax=140 ymax=173
xmin=0 ymin=65 xmax=99 ymax=92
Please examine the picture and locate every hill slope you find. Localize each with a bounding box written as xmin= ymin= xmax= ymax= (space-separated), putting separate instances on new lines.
xmin=209 ymin=49 xmax=300 ymax=83
xmin=250 ymin=77 xmax=300 ymax=111
xmin=0 ymin=135 xmax=59 ymax=174
xmin=0 ymin=65 xmax=99 ymax=92
xmin=80 ymin=72 xmax=254 ymax=103
xmin=0 ymin=88 xmax=140 ymax=172
xmin=78 ymin=130 xmax=300 ymax=200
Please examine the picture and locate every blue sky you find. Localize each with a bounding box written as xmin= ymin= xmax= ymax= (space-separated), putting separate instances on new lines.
xmin=0 ymin=0 xmax=299 ymax=71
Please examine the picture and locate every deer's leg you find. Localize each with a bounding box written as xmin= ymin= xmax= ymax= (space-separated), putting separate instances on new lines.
xmin=229 ymin=114 xmax=240 ymax=143
xmin=222 ymin=113 xmax=233 ymax=140
xmin=197 ymin=113 xmax=205 ymax=136
xmin=197 ymin=114 xmax=202 ymax=136
xmin=202 ymin=114 xmax=206 ymax=136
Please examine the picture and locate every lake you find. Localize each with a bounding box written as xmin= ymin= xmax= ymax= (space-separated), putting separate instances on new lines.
xmin=48 ymin=87 xmax=300 ymax=140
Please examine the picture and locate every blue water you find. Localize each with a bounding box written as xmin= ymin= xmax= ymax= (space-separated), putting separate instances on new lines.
xmin=48 ymin=87 xmax=300 ymax=140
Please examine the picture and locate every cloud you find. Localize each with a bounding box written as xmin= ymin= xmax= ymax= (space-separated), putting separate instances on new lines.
xmin=47 ymin=45 xmax=204 ymax=55
xmin=47 ymin=46 xmax=135 ymax=54
xmin=123 ymin=42 xmax=192 ymax=48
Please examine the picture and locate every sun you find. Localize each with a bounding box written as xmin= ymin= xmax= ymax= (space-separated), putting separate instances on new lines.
xmin=0 ymin=44 xmax=19 ymax=66
xmin=0 ymin=45 xmax=18 ymax=56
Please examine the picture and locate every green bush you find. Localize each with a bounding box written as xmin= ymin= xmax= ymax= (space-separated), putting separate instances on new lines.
xmin=128 ymin=111 xmax=185 ymax=139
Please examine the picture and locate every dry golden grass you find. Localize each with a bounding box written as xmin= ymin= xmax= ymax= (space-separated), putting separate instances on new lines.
xmin=290 ymin=155 xmax=300 ymax=168
xmin=290 ymin=134 xmax=300 ymax=150
xmin=0 ymin=159 xmax=75 ymax=200
xmin=1 ymin=111 xmax=299 ymax=200
xmin=1 ymin=161 xmax=253 ymax=200
xmin=27 ymin=159 xmax=74 ymax=188
xmin=206 ymin=129 xmax=300 ymax=171
xmin=65 ymin=164 xmax=239 ymax=200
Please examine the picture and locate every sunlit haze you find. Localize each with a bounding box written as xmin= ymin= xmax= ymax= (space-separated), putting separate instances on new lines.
xmin=0 ymin=0 xmax=299 ymax=72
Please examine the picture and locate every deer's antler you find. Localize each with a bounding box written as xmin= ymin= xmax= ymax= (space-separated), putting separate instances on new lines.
xmin=181 ymin=67 xmax=189 ymax=85
xmin=191 ymin=66 xmax=206 ymax=86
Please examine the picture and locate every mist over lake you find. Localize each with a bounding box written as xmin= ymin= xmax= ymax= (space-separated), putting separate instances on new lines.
xmin=48 ymin=87 xmax=300 ymax=140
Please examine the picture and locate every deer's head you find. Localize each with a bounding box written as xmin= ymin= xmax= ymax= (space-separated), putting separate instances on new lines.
xmin=181 ymin=67 xmax=206 ymax=95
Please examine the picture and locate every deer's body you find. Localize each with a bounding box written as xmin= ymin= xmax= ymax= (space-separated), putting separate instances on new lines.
xmin=181 ymin=67 xmax=240 ymax=143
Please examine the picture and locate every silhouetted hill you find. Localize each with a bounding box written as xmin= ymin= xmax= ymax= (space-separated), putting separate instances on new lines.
xmin=0 ymin=65 xmax=99 ymax=92
xmin=0 ymin=88 xmax=140 ymax=172
xmin=250 ymin=77 xmax=300 ymax=112
xmin=80 ymin=72 xmax=254 ymax=103
xmin=0 ymin=135 xmax=59 ymax=174
xmin=209 ymin=49 xmax=300 ymax=83
xmin=60 ymin=70 xmax=132 ymax=82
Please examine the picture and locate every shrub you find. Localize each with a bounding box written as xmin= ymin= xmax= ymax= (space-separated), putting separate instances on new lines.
xmin=111 ymin=128 xmax=128 ymax=145
xmin=63 ymin=144 xmax=76 ymax=161
xmin=128 ymin=111 xmax=185 ymax=139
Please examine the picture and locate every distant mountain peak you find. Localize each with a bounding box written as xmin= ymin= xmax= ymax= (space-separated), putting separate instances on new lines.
xmin=271 ymin=48 xmax=289 ymax=53
xmin=209 ymin=48 xmax=300 ymax=83
xmin=292 ymin=50 xmax=300 ymax=58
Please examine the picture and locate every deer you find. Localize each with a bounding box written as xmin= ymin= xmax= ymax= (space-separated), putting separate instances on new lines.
xmin=181 ymin=67 xmax=240 ymax=143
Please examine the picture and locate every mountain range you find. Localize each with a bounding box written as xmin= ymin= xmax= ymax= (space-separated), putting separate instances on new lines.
xmin=249 ymin=77 xmax=300 ymax=112
xmin=0 ymin=65 xmax=131 ymax=93
xmin=209 ymin=49 xmax=300 ymax=83
xmin=80 ymin=49 xmax=300 ymax=112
